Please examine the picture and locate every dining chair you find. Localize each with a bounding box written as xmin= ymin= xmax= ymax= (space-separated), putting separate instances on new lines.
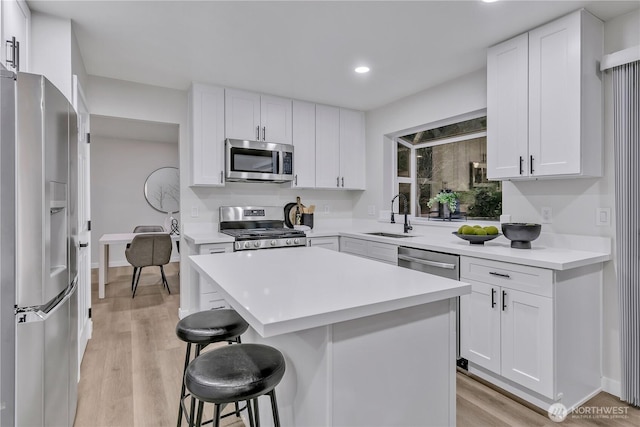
xmin=133 ymin=225 xmax=165 ymax=233
xmin=125 ymin=233 xmax=172 ymax=298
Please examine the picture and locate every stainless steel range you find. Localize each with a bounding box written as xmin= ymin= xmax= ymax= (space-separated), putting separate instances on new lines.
xmin=220 ymin=206 xmax=307 ymax=251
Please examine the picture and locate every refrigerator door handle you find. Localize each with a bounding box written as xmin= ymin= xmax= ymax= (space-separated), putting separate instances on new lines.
xmin=16 ymin=278 xmax=77 ymax=323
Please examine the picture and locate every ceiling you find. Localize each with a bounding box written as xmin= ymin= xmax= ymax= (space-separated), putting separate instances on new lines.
xmin=27 ymin=0 xmax=639 ymax=111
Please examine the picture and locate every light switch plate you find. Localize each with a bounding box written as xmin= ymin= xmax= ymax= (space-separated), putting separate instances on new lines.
xmin=541 ymin=207 xmax=552 ymax=224
xmin=367 ymin=205 xmax=376 ymax=216
xmin=596 ymin=208 xmax=611 ymax=226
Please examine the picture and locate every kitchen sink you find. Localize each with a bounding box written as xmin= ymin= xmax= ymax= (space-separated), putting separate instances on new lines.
xmin=364 ymin=232 xmax=414 ymax=238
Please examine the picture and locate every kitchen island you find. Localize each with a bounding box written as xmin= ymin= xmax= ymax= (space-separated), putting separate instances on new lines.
xmin=190 ymin=247 xmax=470 ymax=427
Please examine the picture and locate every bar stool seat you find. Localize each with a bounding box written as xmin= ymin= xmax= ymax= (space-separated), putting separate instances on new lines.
xmin=176 ymin=309 xmax=250 ymax=426
xmin=185 ymin=343 xmax=286 ymax=427
xmin=176 ymin=309 xmax=249 ymax=345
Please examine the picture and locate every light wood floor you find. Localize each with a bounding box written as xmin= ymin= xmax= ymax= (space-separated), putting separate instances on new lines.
xmin=75 ymin=264 xmax=640 ymax=427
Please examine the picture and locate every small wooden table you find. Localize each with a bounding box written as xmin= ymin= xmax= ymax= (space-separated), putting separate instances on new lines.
xmin=98 ymin=233 xmax=179 ymax=299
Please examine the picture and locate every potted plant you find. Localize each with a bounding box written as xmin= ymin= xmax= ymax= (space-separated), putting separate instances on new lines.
xmin=427 ymin=191 xmax=459 ymax=217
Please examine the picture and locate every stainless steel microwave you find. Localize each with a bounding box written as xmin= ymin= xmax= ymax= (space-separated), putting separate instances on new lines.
xmin=225 ymin=138 xmax=294 ymax=182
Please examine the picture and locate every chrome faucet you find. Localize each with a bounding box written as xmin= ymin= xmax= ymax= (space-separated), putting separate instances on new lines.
xmin=391 ymin=194 xmax=413 ymax=233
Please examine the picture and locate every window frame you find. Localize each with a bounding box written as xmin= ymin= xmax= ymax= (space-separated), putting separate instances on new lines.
xmin=392 ymin=110 xmax=492 ymax=222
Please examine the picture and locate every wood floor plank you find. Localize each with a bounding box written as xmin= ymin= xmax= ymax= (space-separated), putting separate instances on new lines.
xmin=79 ymin=263 xmax=639 ymax=427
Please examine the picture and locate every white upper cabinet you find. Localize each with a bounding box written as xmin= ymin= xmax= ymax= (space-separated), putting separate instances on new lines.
xmin=487 ymin=33 xmax=529 ymax=179
xmin=189 ymin=84 xmax=225 ymax=186
xmin=292 ymin=100 xmax=316 ymax=188
xmin=261 ymin=94 xmax=292 ymax=144
xmin=315 ymin=104 xmax=341 ymax=188
xmin=225 ymin=89 xmax=292 ymax=144
xmin=315 ymin=105 xmax=366 ymax=190
xmin=487 ymin=9 xmax=603 ymax=180
xmin=225 ymin=89 xmax=261 ymax=141
xmin=1 ymin=0 xmax=30 ymax=72
xmin=339 ymin=108 xmax=365 ymax=189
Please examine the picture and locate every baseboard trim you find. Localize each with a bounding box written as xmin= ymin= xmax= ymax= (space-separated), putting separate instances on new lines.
xmin=602 ymin=376 xmax=621 ymax=397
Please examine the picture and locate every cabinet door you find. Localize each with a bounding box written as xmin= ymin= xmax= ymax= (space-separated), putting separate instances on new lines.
xmin=225 ymin=88 xmax=261 ymax=141
xmin=487 ymin=33 xmax=529 ymax=180
xmin=339 ymin=108 xmax=366 ymax=189
xmin=292 ymin=100 xmax=316 ymax=187
xmin=1 ymin=0 xmax=30 ymax=71
xmin=308 ymin=237 xmax=338 ymax=251
xmin=261 ymin=95 xmax=292 ymax=144
xmin=528 ymin=12 xmax=581 ymax=177
xmin=460 ymin=280 xmax=501 ymax=374
xmin=315 ymin=104 xmax=341 ymax=188
xmin=189 ymin=84 xmax=225 ymax=186
xmin=500 ymin=288 xmax=554 ymax=398
xmin=339 ymin=237 xmax=367 ymax=258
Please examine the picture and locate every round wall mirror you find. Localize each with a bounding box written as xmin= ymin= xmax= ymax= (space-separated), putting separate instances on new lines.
xmin=144 ymin=167 xmax=180 ymax=213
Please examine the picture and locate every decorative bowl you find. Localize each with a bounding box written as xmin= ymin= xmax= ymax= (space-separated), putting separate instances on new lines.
xmin=452 ymin=232 xmax=501 ymax=245
xmin=501 ymin=223 xmax=541 ymax=249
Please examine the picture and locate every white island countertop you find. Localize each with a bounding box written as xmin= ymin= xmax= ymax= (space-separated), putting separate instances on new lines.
xmin=190 ymin=246 xmax=470 ymax=337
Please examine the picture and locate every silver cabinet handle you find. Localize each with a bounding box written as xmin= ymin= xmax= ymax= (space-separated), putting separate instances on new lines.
xmin=294 ymin=174 xmax=298 ymax=186
xmin=530 ymin=155 xmax=534 ymax=174
xmin=341 ymin=177 xmax=344 ymax=187
xmin=336 ymin=177 xmax=340 ymax=187
xmin=491 ymin=288 xmax=496 ymax=308
xmin=489 ymin=271 xmax=510 ymax=278
xmin=502 ymin=290 xmax=507 ymax=311
xmin=397 ymin=254 xmax=456 ymax=270
xmin=262 ymin=126 xmax=266 ymax=141
xmin=220 ymin=171 xmax=223 ymax=184
xmin=6 ymin=36 xmax=19 ymax=71
xmin=256 ymin=125 xmax=260 ymax=140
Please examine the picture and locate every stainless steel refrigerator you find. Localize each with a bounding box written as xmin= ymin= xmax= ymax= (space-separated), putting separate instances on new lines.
xmin=1 ymin=64 xmax=78 ymax=426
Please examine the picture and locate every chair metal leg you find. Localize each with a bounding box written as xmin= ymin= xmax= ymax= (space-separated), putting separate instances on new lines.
xmin=130 ymin=267 xmax=138 ymax=291
xmin=253 ymin=397 xmax=260 ymax=426
xmin=160 ymin=265 xmax=171 ymax=294
xmin=177 ymin=343 xmax=192 ymax=427
xmin=194 ymin=400 xmax=204 ymax=427
xmin=188 ymin=344 xmax=203 ymax=425
xmin=213 ymin=403 xmax=222 ymax=427
xmin=132 ymin=266 xmax=143 ymax=298
xmin=246 ymin=398 xmax=256 ymax=427
xmin=269 ymin=390 xmax=281 ymax=427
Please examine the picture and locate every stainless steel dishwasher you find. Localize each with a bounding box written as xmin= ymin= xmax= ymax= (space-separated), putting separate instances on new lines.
xmin=397 ymin=247 xmax=466 ymax=368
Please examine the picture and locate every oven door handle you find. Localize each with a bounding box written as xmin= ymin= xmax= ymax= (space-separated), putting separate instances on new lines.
xmin=398 ymin=254 xmax=456 ymax=270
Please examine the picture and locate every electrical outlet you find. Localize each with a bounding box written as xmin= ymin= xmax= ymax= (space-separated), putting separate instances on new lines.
xmin=191 ymin=206 xmax=199 ymax=218
xmin=323 ymin=205 xmax=330 ymax=214
xmin=541 ymin=207 xmax=552 ymax=224
xmin=596 ymin=208 xmax=611 ymax=226
xmin=367 ymin=205 xmax=376 ymax=216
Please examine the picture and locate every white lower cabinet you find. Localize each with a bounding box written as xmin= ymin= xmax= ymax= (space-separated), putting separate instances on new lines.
xmin=339 ymin=237 xmax=397 ymax=265
xmin=307 ymin=236 xmax=339 ymax=251
xmin=460 ymin=256 xmax=601 ymax=410
xmin=198 ymin=243 xmax=233 ymax=311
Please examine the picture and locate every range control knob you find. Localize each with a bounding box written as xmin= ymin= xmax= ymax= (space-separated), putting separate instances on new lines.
xmin=254 ymin=241 xmax=261 ymax=248
xmin=270 ymin=240 xmax=277 ymax=246
xmin=286 ymin=239 xmax=291 ymax=245
xmin=293 ymin=238 xmax=300 ymax=245
xmin=244 ymin=242 xmax=251 ymax=249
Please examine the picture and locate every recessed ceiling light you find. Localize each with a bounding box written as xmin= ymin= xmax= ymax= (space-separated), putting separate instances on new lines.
xmin=355 ymin=66 xmax=370 ymax=74
xmin=481 ymin=0 xmax=499 ymax=3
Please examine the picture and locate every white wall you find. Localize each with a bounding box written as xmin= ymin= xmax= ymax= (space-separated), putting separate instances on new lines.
xmin=359 ymin=9 xmax=639 ymax=394
xmin=358 ymin=69 xmax=487 ymax=219
xmin=29 ymin=11 xmax=88 ymax=102
xmin=90 ymin=135 xmax=178 ymax=266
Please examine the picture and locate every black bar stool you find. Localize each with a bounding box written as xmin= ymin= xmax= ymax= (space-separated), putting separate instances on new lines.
xmin=185 ymin=343 xmax=286 ymax=427
xmin=176 ymin=309 xmax=249 ymax=426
